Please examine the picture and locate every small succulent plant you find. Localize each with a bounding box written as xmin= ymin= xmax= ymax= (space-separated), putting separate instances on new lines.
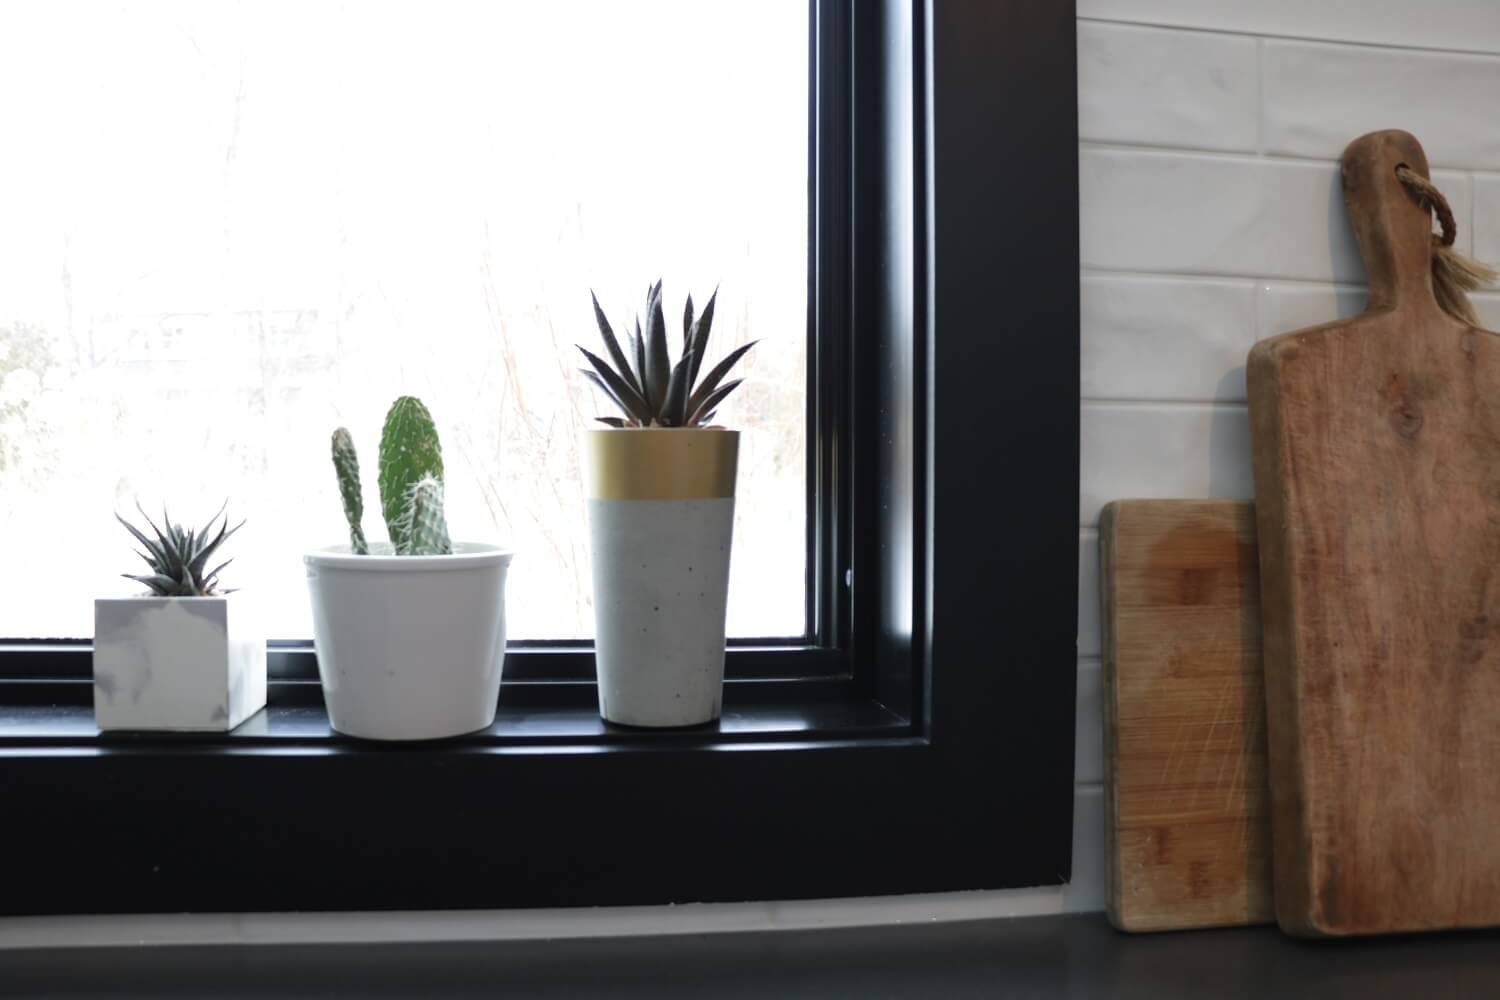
xmin=117 ymin=502 xmax=243 ymax=597
xmin=330 ymin=396 xmax=452 ymax=556
xmin=579 ymin=281 xmax=756 ymax=428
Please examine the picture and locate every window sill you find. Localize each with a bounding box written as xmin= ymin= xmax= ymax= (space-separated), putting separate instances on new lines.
xmin=0 ymin=679 xmax=911 ymax=750
xmin=0 ymin=674 xmax=953 ymax=916
xmin=6 ymin=915 xmax=1500 ymax=997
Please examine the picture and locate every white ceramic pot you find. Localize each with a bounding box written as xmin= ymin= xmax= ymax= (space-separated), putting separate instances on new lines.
xmin=304 ymin=542 xmax=513 ymax=740
xmin=93 ymin=592 xmax=266 ymax=732
xmin=586 ymin=428 xmax=739 ymax=727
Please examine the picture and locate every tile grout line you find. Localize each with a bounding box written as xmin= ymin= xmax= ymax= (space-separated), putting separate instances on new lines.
xmin=1082 ymin=266 xmax=1367 ymax=288
xmin=1253 ymin=37 xmax=1265 ymax=157
xmin=1079 ymin=141 xmax=1491 ymax=175
xmin=1250 ymin=271 xmax=1264 ymax=352
xmin=1082 ymin=268 xmax=1500 ymax=298
xmin=1471 ymin=172 xmax=1479 ymax=259
xmin=1080 ymin=398 xmax=1250 ymax=410
xmin=1075 ymin=15 xmax=1500 ymax=60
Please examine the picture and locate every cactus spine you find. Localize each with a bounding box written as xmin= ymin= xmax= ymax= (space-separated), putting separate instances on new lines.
xmin=378 ymin=396 xmax=447 ymax=555
xmin=403 ymin=475 xmax=452 ymax=556
xmin=331 ymin=427 xmax=368 ymax=555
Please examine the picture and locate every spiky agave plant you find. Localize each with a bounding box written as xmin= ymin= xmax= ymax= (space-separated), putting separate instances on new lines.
xmin=116 ymin=502 xmax=243 ymax=597
xmin=579 ymin=281 xmax=756 ymax=428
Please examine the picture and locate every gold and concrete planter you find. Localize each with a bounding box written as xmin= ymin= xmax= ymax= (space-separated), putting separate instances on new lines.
xmin=585 ymin=428 xmax=739 ymax=727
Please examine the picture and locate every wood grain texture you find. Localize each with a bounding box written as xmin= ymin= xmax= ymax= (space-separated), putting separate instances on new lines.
xmin=1248 ymin=129 xmax=1500 ymax=937
xmin=1100 ymin=500 xmax=1273 ymax=932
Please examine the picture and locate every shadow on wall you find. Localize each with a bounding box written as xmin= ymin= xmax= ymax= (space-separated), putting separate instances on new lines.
xmin=1207 ymin=399 xmax=1253 ymax=502
xmin=1204 ymin=169 xmax=1371 ymax=499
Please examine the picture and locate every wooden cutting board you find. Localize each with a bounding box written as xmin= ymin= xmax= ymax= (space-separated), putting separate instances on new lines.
xmin=1248 ymin=129 xmax=1500 ymax=937
xmin=1100 ymin=499 xmax=1273 ymax=932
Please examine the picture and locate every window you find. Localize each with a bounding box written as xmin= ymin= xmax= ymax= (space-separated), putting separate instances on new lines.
xmin=0 ymin=0 xmax=807 ymax=641
xmin=0 ymin=0 xmax=1081 ymax=916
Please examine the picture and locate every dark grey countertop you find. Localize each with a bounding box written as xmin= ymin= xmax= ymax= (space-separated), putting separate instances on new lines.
xmin=5 ymin=914 xmax=1500 ymax=998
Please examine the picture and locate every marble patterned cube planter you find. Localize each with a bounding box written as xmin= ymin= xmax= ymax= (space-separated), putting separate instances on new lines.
xmin=93 ymin=593 xmax=267 ymax=732
xmin=585 ymin=428 xmax=739 ymax=728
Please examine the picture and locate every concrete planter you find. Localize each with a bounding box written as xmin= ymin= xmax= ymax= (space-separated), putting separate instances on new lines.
xmin=586 ymin=428 xmax=739 ymax=727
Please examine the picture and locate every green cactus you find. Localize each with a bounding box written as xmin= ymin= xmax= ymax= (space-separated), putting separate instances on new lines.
xmin=378 ymin=396 xmax=447 ymax=555
xmin=403 ymin=475 xmax=452 ymax=556
xmin=327 ymin=396 xmax=453 ymax=556
xmin=331 ymin=427 xmax=368 ymax=555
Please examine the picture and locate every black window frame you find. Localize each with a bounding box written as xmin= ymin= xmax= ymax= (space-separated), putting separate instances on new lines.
xmin=0 ymin=0 xmax=1079 ymax=915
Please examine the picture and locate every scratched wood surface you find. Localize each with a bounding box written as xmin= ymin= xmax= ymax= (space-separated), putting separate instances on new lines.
xmin=1100 ymin=499 xmax=1274 ymax=932
xmin=1248 ymin=129 xmax=1500 ymax=937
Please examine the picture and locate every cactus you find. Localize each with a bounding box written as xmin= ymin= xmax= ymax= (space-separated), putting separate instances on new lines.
xmin=331 ymin=428 xmax=368 ymax=554
xmin=329 ymin=396 xmax=453 ymax=556
xmin=402 ymin=475 xmax=452 ymax=556
xmin=378 ymin=396 xmax=446 ymax=555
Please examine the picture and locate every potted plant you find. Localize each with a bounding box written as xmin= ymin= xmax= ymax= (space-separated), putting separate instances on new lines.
xmin=94 ymin=504 xmax=265 ymax=732
xmin=305 ymin=396 xmax=514 ymax=740
xmin=577 ymin=281 xmax=755 ymax=726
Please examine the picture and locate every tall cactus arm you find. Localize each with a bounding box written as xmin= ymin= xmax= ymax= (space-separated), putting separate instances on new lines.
xmin=403 ymin=475 xmax=452 ymax=556
xmin=378 ymin=396 xmax=445 ymax=554
xmin=331 ymin=427 xmax=368 ymax=555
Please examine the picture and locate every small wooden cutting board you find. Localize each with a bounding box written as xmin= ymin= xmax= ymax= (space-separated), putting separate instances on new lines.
xmin=1100 ymin=499 xmax=1274 ymax=932
xmin=1248 ymin=130 xmax=1500 ymax=937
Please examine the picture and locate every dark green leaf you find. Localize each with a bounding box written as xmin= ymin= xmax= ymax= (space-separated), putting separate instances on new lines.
xmin=632 ymin=316 xmax=647 ymax=391
xmin=687 ymin=378 xmax=745 ymax=427
xmin=683 ymin=293 xmax=694 ymax=347
xmin=579 ymin=369 xmax=629 ymax=418
xmin=643 ymin=285 xmax=670 ymax=415
xmin=123 ymin=572 xmax=181 ymax=596
xmin=203 ymin=558 xmax=233 ymax=585
xmin=590 ymin=290 xmax=643 ymax=397
xmin=661 ymin=350 xmax=696 ymax=427
xmin=578 ymin=347 xmax=652 ymax=421
xmin=685 ymin=340 xmax=757 ymax=418
xmin=117 ymin=513 xmax=168 ymax=568
xmin=594 ymin=416 xmax=627 ymax=428
xmin=134 ymin=501 xmax=169 ymax=547
xmin=189 ymin=515 xmax=243 ymax=581
xmin=688 ymin=287 xmax=718 ymax=387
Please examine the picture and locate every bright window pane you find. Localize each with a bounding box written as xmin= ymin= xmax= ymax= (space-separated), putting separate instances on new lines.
xmin=0 ymin=0 xmax=808 ymax=640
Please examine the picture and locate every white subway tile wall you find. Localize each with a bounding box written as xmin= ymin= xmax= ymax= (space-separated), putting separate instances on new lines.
xmin=1081 ymin=276 xmax=1255 ymax=401
xmin=1262 ymin=42 xmax=1500 ymax=169
xmin=1076 ymin=1 xmax=1500 ymax=56
xmin=1077 ymin=22 xmax=1257 ymax=153
xmin=1477 ymin=175 xmax=1500 ymax=265
xmin=1066 ymin=6 xmax=1500 ymax=913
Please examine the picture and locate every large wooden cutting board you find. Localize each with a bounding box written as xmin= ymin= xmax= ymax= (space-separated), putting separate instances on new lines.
xmin=1248 ymin=129 xmax=1500 ymax=937
xmin=1100 ymin=500 xmax=1273 ymax=932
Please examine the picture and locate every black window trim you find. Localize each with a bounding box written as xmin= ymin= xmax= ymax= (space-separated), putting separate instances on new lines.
xmin=0 ymin=0 xmax=1079 ymax=915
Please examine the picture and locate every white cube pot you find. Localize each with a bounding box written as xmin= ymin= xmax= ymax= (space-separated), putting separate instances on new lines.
xmin=93 ymin=593 xmax=267 ymax=732
xmin=305 ymin=543 xmax=513 ymax=741
xmin=586 ymin=428 xmax=739 ymax=727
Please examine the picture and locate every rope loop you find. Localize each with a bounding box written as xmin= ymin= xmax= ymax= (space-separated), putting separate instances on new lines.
xmin=1395 ymin=163 xmax=1457 ymax=248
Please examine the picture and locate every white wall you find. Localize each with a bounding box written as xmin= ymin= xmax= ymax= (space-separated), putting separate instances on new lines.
xmin=1070 ymin=0 xmax=1500 ymax=911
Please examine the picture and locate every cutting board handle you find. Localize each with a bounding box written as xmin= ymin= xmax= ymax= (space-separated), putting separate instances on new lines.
xmin=1340 ymin=130 xmax=1443 ymax=315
